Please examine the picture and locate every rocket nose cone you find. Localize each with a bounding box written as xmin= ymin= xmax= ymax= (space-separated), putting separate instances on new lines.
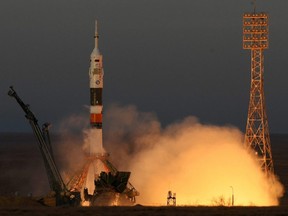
xmin=91 ymin=48 xmax=101 ymax=57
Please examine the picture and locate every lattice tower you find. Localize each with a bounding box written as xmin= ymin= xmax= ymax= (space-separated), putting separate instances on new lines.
xmin=243 ymin=12 xmax=274 ymax=174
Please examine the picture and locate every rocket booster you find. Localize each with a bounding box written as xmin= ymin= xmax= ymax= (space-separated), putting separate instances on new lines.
xmin=89 ymin=20 xmax=103 ymax=129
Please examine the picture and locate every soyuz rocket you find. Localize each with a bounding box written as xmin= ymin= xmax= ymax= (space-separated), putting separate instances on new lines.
xmin=89 ymin=21 xmax=104 ymax=146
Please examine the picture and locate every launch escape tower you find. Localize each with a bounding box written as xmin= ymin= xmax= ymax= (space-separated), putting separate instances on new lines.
xmin=243 ymin=9 xmax=274 ymax=174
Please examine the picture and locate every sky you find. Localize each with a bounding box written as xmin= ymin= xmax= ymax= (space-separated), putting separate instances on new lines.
xmin=1 ymin=0 xmax=288 ymax=133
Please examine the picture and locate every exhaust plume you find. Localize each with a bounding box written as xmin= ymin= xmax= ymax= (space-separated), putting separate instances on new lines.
xmin=103 ymin=104 xmax=284 ymax=206
xmin=55 ymin=105 xmax=284 ymax=206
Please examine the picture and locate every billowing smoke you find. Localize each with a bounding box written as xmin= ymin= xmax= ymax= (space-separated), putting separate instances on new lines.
xmin=55 ymin=104 xmax=284 ymax=206
xmin=56 ymin=113 xmax=88 ymax=184
xmin=103 ymin=104 xmax=284 ymax=206
xmin=56 ymin=112 xmax=107 ymax=197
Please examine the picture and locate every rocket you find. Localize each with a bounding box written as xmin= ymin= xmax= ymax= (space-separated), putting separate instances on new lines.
xmin=89 ymin=20 xmax=104 ymax=133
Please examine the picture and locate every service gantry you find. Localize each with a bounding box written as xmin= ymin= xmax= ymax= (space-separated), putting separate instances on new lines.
xmin=243 ymin=9 xmax=274 ymax=175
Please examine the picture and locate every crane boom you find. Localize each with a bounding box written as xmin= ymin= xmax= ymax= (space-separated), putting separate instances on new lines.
xmin=8 ymin=86 xmax=67 ymax=195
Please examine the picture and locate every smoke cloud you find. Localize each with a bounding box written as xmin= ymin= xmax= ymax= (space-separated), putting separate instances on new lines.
xmin=55 ymin=104 xmax=284 ymax=206
xmin=56 ymin=112 xmax=107 ymax=196
xmin=103 ymin=104 xmax=284 ymax=206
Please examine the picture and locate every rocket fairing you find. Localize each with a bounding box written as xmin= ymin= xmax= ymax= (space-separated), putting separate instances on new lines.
xmin=89 ymin=20 xmax=104 ymax=129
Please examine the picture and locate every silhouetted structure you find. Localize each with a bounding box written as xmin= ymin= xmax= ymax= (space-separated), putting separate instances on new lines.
xmin=167 ymin=191 xmax=176 ymax=206
xmin=243 ymin=9 xmax=274 ymax=175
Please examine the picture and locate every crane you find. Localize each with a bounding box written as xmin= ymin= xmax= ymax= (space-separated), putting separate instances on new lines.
xmin=8 ymin=86 xmax=80 ymax=206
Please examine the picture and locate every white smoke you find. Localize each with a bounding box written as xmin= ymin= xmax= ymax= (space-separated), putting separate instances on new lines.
xmin=83 ymin=129 xmax=105 ymax=154
xmin=103 ymin=104 xmax=284 ymax=206
xmin=55 ymin=104 xmax=284 ymax=206
xmin=56 ymin=112 xmax=107 ymax=196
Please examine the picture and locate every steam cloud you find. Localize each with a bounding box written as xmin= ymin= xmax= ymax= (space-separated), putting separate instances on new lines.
xmin=57 ymin=112 xmax=107 ymax=196
xmin=103 ymin=104 xmax=284 ymax=206
xmin=57 ymin=104 xmax=284 ymax=206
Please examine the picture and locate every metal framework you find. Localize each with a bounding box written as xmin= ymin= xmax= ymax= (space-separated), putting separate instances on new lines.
xmin=8 ymin=86 xmax=81 ymax=206
xmin=167 ymin=191 xmax=176 ymax=206
xmin=243 ymin=12 xmax=274 ymax=174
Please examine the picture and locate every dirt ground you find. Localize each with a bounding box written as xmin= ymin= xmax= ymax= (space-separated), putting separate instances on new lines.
xmin=1 ymin=205 xmax=288 ymax=216
xmin=0 ymin=196 xmax=287 ymax=216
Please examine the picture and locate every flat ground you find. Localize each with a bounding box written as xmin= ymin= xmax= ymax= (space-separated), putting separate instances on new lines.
xmin=1 ymin=205 xmax=288 ymax=216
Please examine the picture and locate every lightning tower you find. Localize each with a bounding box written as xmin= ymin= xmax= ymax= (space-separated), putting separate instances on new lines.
xmin=243 ymin=6 xmax=274 ymax=174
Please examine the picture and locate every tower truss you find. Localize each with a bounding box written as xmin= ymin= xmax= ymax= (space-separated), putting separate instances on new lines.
xmin=243 ymin=12 xmax=274 ymax=174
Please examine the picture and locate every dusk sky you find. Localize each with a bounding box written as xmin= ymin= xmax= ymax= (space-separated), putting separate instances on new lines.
xmin=1 ymin=0 xmax=288 ymax=133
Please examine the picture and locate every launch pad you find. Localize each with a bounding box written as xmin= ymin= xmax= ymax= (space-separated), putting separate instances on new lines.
xmin=7 ymin=21 xmax=140 ymax=206
xmin=8 ymin=86 xmax=139 ymax=206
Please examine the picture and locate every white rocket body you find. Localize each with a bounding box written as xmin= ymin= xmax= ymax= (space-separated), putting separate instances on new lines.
xmin=89 ymin=21 xmax=104 ymax=150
